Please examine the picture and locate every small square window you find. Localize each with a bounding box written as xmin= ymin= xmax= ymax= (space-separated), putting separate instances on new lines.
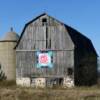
xmin=42 ymin=18 xmax=47 ymax=26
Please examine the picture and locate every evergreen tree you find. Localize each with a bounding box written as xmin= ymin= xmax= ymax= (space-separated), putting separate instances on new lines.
xmin=0 ymin=64 xmax=6 ymax=81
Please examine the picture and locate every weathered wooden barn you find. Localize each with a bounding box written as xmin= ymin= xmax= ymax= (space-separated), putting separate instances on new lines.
xmin=15 ymin=13 xmax=97 ymax=87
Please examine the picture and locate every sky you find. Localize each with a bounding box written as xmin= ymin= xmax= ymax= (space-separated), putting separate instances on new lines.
xmin=0 ymin=0 xmax=100 ymax=56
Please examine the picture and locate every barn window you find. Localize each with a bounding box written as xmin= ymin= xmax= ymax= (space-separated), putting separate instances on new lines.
xmin=67 ymin=68 xmax=73 ymax=75
xmin=42 ymin=18 xmax=47 ymax=26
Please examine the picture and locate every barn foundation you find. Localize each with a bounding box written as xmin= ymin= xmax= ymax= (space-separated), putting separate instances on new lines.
xmin=16 ymin=76 xmax=74 ymax=88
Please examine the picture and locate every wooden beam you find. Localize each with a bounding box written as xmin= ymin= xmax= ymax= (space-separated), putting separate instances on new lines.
xmin=16 ymin=49 xmax=74 ymax=52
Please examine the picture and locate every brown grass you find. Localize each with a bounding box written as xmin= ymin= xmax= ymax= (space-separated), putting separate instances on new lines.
xmin=0 ymin=81 xmax=100 ymax=100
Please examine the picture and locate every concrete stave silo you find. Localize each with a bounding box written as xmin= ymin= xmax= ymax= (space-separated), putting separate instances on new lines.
xmin=0 ymin=28 xmax=19 ymax=80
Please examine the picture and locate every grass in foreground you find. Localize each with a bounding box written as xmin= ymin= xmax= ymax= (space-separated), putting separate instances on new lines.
xmin=0 ymin=81 xmax=100 ymax=100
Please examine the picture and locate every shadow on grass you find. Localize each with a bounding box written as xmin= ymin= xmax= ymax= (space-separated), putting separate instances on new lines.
xmin=0 ymin=80 xmax=16 ymax=88
xmin=80 ymin=95 xmax=100 ymax=100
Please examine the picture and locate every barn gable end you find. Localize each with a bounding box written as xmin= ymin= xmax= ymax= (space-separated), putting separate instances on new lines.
xmin=15 ymin=13 xmax=74 ymax=50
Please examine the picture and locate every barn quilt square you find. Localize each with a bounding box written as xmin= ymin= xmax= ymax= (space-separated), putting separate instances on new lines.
xmin=36 ymin=51 xmax=53 ymax=68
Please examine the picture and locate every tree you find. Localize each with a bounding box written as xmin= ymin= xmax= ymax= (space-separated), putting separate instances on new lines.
xmin=0 ymin=64 xmax=6 ymax=81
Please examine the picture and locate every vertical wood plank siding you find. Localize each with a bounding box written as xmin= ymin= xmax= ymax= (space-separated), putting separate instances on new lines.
xmin=16 ymin=15 xmax=74 ymax=78
xmin=16 ymin=50 xmax=74 ymax=77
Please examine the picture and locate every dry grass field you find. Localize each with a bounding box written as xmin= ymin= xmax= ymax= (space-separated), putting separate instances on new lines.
xmin=0 ymin=81 xmax=100 ymax=100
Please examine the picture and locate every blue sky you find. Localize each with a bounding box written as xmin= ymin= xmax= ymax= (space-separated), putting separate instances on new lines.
xmin=0 ymin=0 xmax=100 ymax=56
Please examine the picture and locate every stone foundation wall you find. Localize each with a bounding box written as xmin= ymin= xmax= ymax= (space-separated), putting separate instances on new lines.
xmin=31 ymin=78 xmax=46 ymax=88
xmin=63 ymin=77 xmax=74 ymax=88
xmin=16 ymin=77 xmax=31 ymax=87
xmin=16 ymin=77 xmax=74 ymax=88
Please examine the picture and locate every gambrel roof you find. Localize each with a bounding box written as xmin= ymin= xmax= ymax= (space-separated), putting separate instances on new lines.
xmin=15 ymin=13 xmax=97 ymax=56
xmin=65 ymin=25 xmax=98 ymax=56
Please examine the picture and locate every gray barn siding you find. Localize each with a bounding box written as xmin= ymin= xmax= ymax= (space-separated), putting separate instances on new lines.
xmin=16 ymin=50 xmax=74 ymax=78
xmin=17 ymin=26 xmax=74 ymax=50
xmin=16 ymin=14 xmax=74 ymax=79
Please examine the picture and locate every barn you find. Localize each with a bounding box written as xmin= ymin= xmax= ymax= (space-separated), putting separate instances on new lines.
xmin=15 ymin=13 xmax=97 ymax=87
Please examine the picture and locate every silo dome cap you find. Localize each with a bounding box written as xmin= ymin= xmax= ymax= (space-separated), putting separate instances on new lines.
xmin=4 ymin=28 xmax=19 ymax=41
